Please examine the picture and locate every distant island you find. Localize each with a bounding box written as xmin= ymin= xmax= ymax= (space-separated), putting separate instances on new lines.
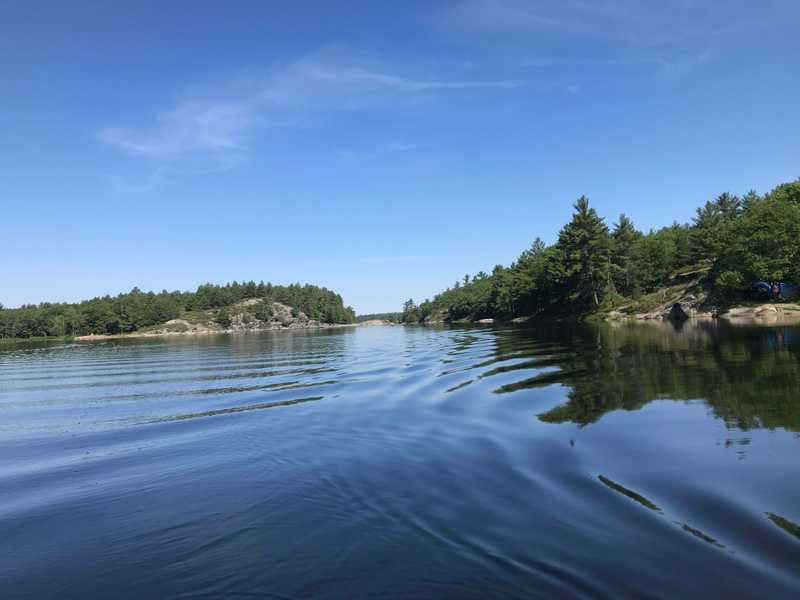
xmin=401 ymin=180 xmax=800 ymax=325
xmin=356 ymin=312 xmax=403 ymax=324
xmin=0 ymin=282 xmax=356 ymax=340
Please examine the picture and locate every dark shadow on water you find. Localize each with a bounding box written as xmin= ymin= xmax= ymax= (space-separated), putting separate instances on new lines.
xmin=147 ymin=395 xmax=324 ymax=423
xmin=598 ymin=474 xmax=726 ymax=549
xmin=598 ymin=475 xmax=662 ymax=512
xmin=679 ymin=523 xmax=724 ymax=548
xmin=767 ymin=513 xmax=800 ymax=542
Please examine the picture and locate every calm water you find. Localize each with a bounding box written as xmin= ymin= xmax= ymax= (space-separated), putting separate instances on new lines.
xmin=1 ymin=322 xmax=799 ymax=598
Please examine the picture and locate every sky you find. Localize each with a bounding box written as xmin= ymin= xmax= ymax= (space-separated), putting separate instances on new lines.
xmin=2 ymin=0 xmax=799 ymax=313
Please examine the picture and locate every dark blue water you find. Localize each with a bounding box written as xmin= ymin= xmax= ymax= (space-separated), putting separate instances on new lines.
xmin=1 ymin=322 xmax=799 ymax=598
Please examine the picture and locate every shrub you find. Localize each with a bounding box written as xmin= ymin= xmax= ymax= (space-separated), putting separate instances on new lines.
xmin=715 ymin=271 xmax=745 ymax=296
xmin=216 ymin=308 xmax=232 ymax=328
xmin=254 ymin=301 xmax=273 ymax=321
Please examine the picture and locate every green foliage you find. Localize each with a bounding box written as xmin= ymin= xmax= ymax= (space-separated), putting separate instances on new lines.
xmin=610 ymin=214 xmax=642 ymax=296
xmin=254 ymin=301 xmax=274 ymax=321
xmin=715 ymin=271 xmax=745 ymax=296
xmin=0 ymin=280 xmax=355 ymax=339
xmin=403 ymin=179 xmax=800 ymax=323
xmin=216 ymin=308 xmax=232 ymax=328
xmin=691 ymin=192 xmax=742 ymax=261
xmin=401 ymin=299 xmax=421 ymax=323
xmin=713 ymin=187 xmax=800 ymax=285
xmin=767 ymin=181 xmax=800 ymax=205
xmin=558 ymin=196 xmax=611 ymax=310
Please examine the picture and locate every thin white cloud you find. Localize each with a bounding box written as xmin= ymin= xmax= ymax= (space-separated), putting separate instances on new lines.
xmin=442 ymin=0 xmax=773 ymax=47
xmin=99 ymin=101 xmax=254 ymax=160
xmin=99 ymin=58 xmax=524 ymax=165
xmin=525 ymin=48 xmax=717 ymax=76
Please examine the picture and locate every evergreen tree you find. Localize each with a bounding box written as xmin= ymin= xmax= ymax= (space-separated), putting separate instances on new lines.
xmin=401 ymin=299 xmax=420 ymax=323
xmin=610 ymin=214 xmax=641 ymax=295
xmin=715 ymin=188 xmax=800 ymax=284
xmin=557 ymin=196 xmax=611 ymax=308
xmin=691 ymin=192 xmax=742 ymax=261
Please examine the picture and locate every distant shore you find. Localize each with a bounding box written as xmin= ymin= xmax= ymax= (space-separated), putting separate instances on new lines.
xmin=413 ymin=302 xmax=800 ymax=327
xmin=72 ymin=322 xmax=369 ymax=342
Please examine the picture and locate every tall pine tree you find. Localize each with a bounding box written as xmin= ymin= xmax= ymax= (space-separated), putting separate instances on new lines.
xmin=557 ymin=196 xmax=611 ymax=309
xmin=610 ymin=214 xmax=642 ymax=296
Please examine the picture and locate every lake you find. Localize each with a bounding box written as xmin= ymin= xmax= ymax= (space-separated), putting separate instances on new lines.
xmin=1 ymin=321 xmax=799 ymax=598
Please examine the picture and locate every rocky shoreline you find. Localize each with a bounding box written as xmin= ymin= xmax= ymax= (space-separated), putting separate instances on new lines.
xmin=73 ymin=322 xmax=358 ymax=341
xmin=719 ymin=303 xmax=800 ymax=325
xmin=73 ymin=300 xmax=376 ymax=342
xmin=604 ymin=281 xmax=800 ymax=325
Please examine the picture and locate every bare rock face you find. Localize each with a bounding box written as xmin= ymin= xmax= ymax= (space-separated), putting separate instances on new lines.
xmin=423 ymin=310 xmax=449 ymax=324
xmin=722 ymin=304 xmax=800 ymax=325
xmin=634 ymin=286 xmax=715 ymax=321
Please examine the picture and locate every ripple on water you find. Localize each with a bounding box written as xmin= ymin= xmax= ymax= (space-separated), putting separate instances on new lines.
xmin=1 ymin=323 xmax=799 ymax=598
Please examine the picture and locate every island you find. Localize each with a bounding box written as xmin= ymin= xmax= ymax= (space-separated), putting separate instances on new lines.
xmin=0 ymin=282 xmax=357 ymax=340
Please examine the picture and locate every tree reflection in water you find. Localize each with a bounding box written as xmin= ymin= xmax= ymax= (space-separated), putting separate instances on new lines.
xmin=491 ymin=320 xmax=800 ymax=432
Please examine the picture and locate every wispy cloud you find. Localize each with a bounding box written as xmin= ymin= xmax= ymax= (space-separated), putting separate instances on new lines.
xmin=98 ymin=57 xmax=525 ymax=169
xmin=525 ymin=48 xmax=717 ymax=76
xmin=442 ymin=0 xmax=771 ymax=47
xmin=438 ymin=0 xmax=755 ymax=81
xmin=99 ymin=101 xmax=254 ymax=161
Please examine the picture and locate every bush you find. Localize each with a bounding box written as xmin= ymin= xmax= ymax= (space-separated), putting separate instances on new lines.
xmin=715 ymin=271 xmax=745 ymax=296
xmin=254 ymin=301 xmax=273 ymax=321
xmin=216 ymin=308 xmax=232 ymax=328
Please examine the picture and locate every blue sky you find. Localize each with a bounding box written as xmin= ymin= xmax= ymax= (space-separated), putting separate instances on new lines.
xmin=3 ymin=0 xmax=799 ymax=313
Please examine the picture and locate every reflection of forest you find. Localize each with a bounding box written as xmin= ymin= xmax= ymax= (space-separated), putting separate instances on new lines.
xmin=493 ymin=320 xmax=800 ymax=431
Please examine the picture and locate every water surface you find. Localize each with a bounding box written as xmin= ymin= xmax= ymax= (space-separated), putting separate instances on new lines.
xmin=1 ymin=322 xmax=799 ymax=598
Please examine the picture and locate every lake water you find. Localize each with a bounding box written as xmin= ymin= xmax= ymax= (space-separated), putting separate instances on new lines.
xmin=1 ymin=322 xmax=799 ymax=598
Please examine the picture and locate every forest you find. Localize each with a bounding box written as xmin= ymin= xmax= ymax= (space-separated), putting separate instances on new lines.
xmin=401 ymin=180 xmax=800 ymax=323
xmin=0 ymin=281 xmax=356 ymax=338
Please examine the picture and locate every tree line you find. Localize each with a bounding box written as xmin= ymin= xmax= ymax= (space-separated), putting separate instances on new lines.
xmin=0 ymin=281 xmax=356 ymax=338
xmin=356 ymin=312 xmax=403 ymax=323
xmin=402 ymin=180 xmax=800 ymax=323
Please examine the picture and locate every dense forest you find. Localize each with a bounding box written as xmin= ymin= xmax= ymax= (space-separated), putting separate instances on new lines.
xmin=0 ymin=281 xmax=356 ymax=338
xmin=402 ymin=180 xmax=800 ymax=323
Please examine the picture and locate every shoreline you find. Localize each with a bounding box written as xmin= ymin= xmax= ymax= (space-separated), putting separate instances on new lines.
xmin=3 ymin=307 xmax=799 ymax=344
xmin=73 ymin=322 xmax=361 ymax=342
xmin=419 ymin=302 xmax=800 ymax=327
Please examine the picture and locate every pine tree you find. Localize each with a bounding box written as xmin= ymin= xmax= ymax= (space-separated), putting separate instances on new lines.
xmin=557 ymin=196 xmax=611 ymax=309
xmin=401 ymin=299 xmax=420 ymax=323
xmin=610 ymin=214 xmax=641 ymax=295
xmin=691 ymin=192 xmax=742 ymax=261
